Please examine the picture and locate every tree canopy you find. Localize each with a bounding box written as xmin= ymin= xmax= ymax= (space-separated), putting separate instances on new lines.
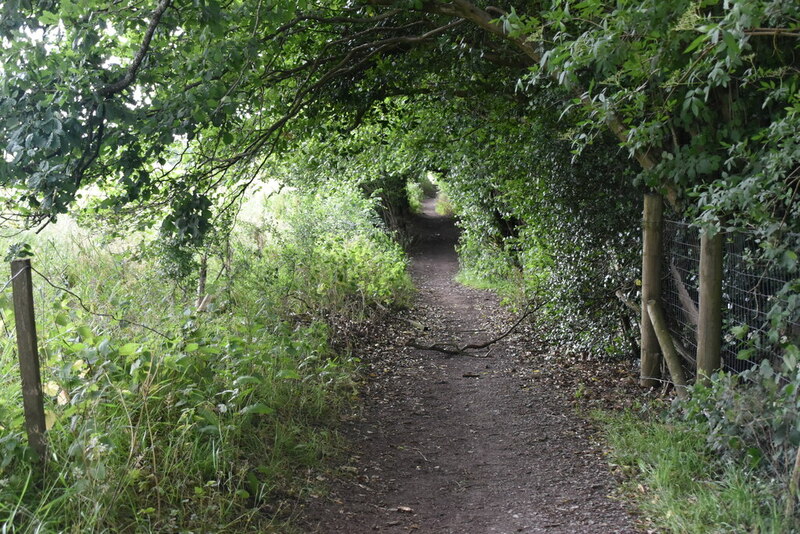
xmin=1 ymin=0 xmax=798 ymax=266
xmin=0 ymin=2 xmax=796 ymax=208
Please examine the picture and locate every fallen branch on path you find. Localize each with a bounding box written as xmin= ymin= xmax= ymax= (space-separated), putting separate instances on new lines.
xmin=406 ymin=303 xmax=541 ymax=355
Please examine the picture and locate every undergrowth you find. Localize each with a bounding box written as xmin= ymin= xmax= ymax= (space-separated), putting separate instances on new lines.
xmin=405 ymin=181 xmax=424 ymax=214
xmin=434 ymin=191 xmax=453 ymax=217
xmin=0 ymin=184 xmax=411 ymax=532
xmin=454 ymin=267 xmax=525 ymax=309
xmin=601 ymin=354 xmax=800 ymax=532
xmin=599 ymin=408 xmax=796 ymax=533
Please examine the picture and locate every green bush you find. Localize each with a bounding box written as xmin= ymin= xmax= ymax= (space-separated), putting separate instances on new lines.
xmin=233 ymin=184 xmax=412 ymax=322
xmin=678 ymin=355 xmax=800 ymax=479
xmin=406 ymin=180 xmax=424 ymax=214
xmin=434 ymin=191 xmax=454 ymax=217
xmin=436 ymin=124 xmax=641 ymax=357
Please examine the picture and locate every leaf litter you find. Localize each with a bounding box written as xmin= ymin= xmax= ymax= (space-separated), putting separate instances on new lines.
xmin=298 ymin=198 xmax=641 ymax=533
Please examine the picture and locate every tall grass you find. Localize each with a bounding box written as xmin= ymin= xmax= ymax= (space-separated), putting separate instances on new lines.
xmin=0 ymin=184 xmax=411 ymax=532
xmin=599 ymin=410 xmax=794 ymax=533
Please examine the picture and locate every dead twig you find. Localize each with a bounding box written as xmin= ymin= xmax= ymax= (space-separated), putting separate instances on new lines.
xmin=615 ymin=289 xmax=641 ymax=316
xmin=406 ymin=303 xmax=542 ymax=355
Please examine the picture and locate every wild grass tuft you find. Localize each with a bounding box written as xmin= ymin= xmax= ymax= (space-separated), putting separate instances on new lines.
xmin=598 ymin=410 xmax=794 ymax=533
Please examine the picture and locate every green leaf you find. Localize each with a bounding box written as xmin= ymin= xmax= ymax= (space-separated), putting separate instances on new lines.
xmin=684 ymin=34 xmax=708 ymax=54
xmin=746 ymin=447 xmax=763 ymax=468
xmin=276 ymin=369 xmax=301 ymax=380
xmin=722 ymin=31 xmax=739 ymax=56
xmin=5 ymin=243 xmax=34 ymax=262
xmin=77 ymin=326 xmax=93 ymax=340
xmin=782 ymin=250 xmax=797 ymax=271
xmin=197 ymin=407 xmax=219 ymax=425
xmin=54 ymin=311 xmax=70 ymax=326
xmin=241 ymin=403 xmax=274 ymax=415
xmin=37 ymin=11 xmax=61 ymax=25
xmin=731 ymin=324 xmax=748 ymax=340
xmin=118 ymin=343 xmax=139 ymax=356
xmin=234 ymin=375 xmax=262 ymax=386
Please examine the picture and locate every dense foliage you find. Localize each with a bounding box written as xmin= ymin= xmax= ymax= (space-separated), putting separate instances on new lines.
xmin=1 ymin=1 xmax=796 ymax=301
xmin=425 ymin=92 xmax=642 ymax=355
xmin=2 ymin=0 xmax=800 ymax=528
xmin=4 ymin=0 xmax=796 ymax=356
xmin=0 ymin=186 xmax=410 ymax=531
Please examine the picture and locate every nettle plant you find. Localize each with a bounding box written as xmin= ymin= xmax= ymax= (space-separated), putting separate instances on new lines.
xmin=0 ymin=241 xmax=365 ymax=531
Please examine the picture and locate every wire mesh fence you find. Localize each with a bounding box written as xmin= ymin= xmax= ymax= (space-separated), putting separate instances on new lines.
xmin=663 ymin=219 xmax=799 ymax=374
xmin=661 ymin=219 xmax=700 ymax=368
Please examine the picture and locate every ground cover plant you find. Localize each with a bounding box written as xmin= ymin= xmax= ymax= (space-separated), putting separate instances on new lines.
xmin=0 ymin=184 xmax=411 ymax=532
xmin=600 ymin=408 xmax=792 ymax=533
xmin=598 ymin=347 xmax=800 ymax=533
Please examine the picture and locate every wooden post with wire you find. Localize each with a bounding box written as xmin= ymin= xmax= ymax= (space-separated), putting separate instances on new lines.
xmin=697 ymin=231 xmax=724 ymax=382
xmin=10 ymin=259 xmax=47 ymax=462
xmin=640 ymin=193 xmax=663 ymax=387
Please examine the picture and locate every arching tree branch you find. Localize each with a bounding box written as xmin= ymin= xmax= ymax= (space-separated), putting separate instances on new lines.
xmin=97 ymin=0 xmax=172 ymax=97
xmin=401 ymin=0 xmax=678 ymax=206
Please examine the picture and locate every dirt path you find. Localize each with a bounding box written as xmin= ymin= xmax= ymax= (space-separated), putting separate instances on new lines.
xmin=299 ymin=198 xmax=637 ymax=533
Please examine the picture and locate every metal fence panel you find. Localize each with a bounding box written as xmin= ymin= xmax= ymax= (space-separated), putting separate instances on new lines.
xmin=663 ymin=219 xmax=799 ymax=374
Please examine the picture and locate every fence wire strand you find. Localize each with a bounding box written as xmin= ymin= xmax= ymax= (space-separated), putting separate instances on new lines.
xmin=663 ymin=219 xmax=798 ymax=373
xmin=29 ymin=266 xmax=174 ymax=341
xmin=0 ymin=268 xmax=26 ymax=294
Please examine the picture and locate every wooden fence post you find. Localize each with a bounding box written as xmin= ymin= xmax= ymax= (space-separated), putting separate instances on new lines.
xmin=697 ymin=231 xmax=724 ymax=381
xmin=641 ymin=193 xmax=663 ymax=387
xmin=10 ymin=259 xmax=47 ymax=462
xmin=646 ymin=299 xmax=688 ymax=398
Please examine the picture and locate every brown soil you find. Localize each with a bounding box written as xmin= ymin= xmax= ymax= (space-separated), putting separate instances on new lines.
xmin=298 ymin=198 xmax=639 ymax=533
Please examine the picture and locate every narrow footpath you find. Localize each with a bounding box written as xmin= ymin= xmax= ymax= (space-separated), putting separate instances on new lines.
xmin=299 ymin=198 xmax=637 ymax=533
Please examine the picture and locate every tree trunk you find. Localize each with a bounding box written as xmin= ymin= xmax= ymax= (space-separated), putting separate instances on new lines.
xmin=647 ymin=299 xmax=688 ymax=398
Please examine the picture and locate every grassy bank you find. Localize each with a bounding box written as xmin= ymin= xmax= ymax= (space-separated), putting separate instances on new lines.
xmin=599 ymin=409 xmax=794 ymax=533
xmin=0 ymin=185 xmax=412 ymax=532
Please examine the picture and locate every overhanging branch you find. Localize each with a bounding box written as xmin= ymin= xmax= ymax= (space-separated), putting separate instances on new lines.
xmin=400 ymin=0 xmax=679 ymax=207
xmin=97 ymin=0 xmax=172 ymax=97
